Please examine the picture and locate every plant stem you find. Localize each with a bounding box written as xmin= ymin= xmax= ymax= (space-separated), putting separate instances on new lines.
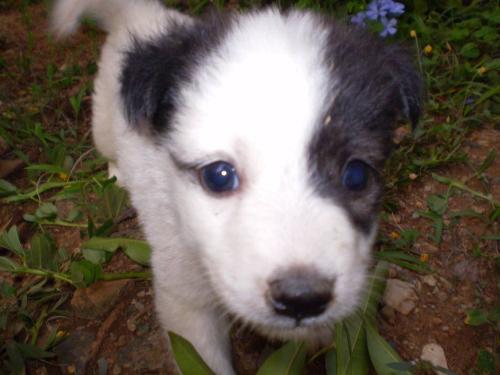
xmin=10 ymin=267 xmax=75 ymax=285
xmin=432 ymin=173 xmax=499 ymax=207
xmin=99 ymin=271 xmax=152 ymax=281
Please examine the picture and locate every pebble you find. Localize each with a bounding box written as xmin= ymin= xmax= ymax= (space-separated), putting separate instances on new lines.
xmin=383 ymin=279 xmax=418 ymax=315
xmin=127 ymin=318 xmax=137 ymax=332
xmin=421 ymin=343 xmax=448 ymax=374
xmin=421 ymin=274 xmax=437 ymax=287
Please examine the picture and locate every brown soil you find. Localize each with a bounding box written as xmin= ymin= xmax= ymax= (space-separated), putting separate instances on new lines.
xmin=1 ymin=3 xmax=498 ymax=375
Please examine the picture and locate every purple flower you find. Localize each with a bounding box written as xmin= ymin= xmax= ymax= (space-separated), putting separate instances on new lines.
xmin=365 ymin=1 xmax=387 ymax=20
xmin=380 ymin=17 xmax=398 ymax=37
xmin=351 ymin=12 xmax=367 ymax=26
xmin=380 ymin=0 xmax=405 ymax=16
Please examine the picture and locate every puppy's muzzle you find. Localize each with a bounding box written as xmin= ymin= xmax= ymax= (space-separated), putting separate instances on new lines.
xmin=268 ymin=268 xmax=333 ymax=321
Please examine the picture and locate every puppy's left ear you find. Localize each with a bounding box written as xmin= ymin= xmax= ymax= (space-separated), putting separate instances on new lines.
xmin=388 ymin=46 xmax=424 ymax=128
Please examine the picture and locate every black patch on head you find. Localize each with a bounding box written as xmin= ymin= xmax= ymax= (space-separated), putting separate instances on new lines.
xmin=120 ymin=11 xmax=233 ymax=133
xmin=309 ymin=20 xmax=423 ymax=232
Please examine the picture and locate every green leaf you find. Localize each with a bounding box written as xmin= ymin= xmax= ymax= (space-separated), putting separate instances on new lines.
xmin=70 ymin=260 xmax=102 ymax=287
xmin=361 ymin=261 xmax=389 ymax=320
xmin=460 ymin=43 xmax=480 ymax=59
xmin=464 ymin=309 xmax=489 ymax=326
xmin=477 ymin=149 xmax=496 ymax=175
xmin=121 ymin=240 xmax=151 ymax=266
xmin=365 ymin=322 xmax=410 ymax=375
xmin=335 ymin=322 xmax=350 ymax=375
xmin=473 ymin=26 xmax=497 ymax=42
xmin=35 ymin=202 xmax=58 ymax=220
xmin=25 ymin=234 xmax=58 ymax=271
xmin=82 ymin=248 xmax=111 ymax=265
xmin=257 ymin=341 xmax=307 ymax=375
xmin=15 ymin=342 xmax=55 ymax=359
xmin=325 ymin=348 xmax=337 ymax=375
xmin=168 ymin=331 xmax=215 ymax=375
xmin=0 ymin=226 xmax=25 ymax=256
xmin=447 ymin=28 xmax=469 ymax=41
xmin=0 ymin=178 xmax=17 ymax=197
xmin=82 ymin=237 xmax=151 ymax=266
xmin=376 ymin=252 xmax=430 ymax=273
xmin=25 ymin=163 xmax=66 ymax=174
xmin=0 ymin=256 xmax=21 ymax=271
xmin=475 ymin=348 xmax=495 ymax=373
xmin=5 ymin=341 xmax=25 ymax=375
xmin=386 ymin=362 xmax=414 ymax=371
xmin=334 ymin=318 xmax=369 ymax=375
xmin=98 ymin=183 xmax=128 ymax=222
xmin=427 ymin=194 xmax=448 ymax=215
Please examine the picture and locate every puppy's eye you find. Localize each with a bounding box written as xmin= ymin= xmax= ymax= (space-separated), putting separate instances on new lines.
xmin=200 ymin=161 xmax=240 ymax=193
xmin=342 ymin=160 xmax=369 ymax=191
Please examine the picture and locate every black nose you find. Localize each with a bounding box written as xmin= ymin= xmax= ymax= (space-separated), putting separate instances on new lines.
xmin=269 ymin=269 xmax=333 ymax=320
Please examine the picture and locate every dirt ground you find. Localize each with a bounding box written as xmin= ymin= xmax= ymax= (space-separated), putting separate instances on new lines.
xmin=0 ymin=3 xmax=498 ymax=375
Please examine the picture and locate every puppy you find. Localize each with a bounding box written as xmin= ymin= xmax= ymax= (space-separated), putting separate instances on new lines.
xmin=51 ymin=1 xmax=422 ymax=374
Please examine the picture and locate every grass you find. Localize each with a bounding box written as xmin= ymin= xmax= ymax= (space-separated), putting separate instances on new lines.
xmin=0 ymin=0 xmax=498 ymax=374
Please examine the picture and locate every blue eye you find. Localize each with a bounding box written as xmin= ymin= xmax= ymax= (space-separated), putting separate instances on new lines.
xmin=200 ymin=161 xmax=240 ymax=193
xmin=342 ymin=160 xmax=369 ymax=191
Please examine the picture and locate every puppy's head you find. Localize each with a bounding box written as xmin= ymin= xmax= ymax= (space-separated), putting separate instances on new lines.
xmin=121 ymin=8 xmax=422 ymax=338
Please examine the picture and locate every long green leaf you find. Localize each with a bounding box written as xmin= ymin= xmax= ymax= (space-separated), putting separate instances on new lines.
xmin=361 ymin=261 xmax=389 ymax=320
xmin=168 ymin=332 xmax=215 ymax=375
xmin=82 ymin=237 xmax=151 ymax=266
xmin=365 ymin=322 xmax=410 ymax=375
xmin=256 ymin=341 xmax=307 ymax=375
xmin=325 ymin=348 xmax=337 ymax=375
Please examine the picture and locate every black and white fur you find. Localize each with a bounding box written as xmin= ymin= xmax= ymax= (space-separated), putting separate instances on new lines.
xmin=51 ymin=1 xmax=422 ymax=374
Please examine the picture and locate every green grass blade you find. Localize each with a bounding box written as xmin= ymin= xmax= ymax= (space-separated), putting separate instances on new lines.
xmin=365 ymin=321 xmax=410 ymax=375
xmin=256 ymin=341 xmax=307 ymax=375
xmin=168 ymin=331 xmax=216 ymax=375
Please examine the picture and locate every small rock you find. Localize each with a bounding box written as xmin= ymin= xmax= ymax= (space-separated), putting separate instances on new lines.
xmin=71 ymin=280 xmax=130 ymax=319
xmin=422 ymin=275 xmax=437 ymax=287
xmin=421 ymin=343 xmax=448 ymax=375
xmin=383 ymin=279 xmax=418 ymax=315
xmin=127 ymin=318 xmax=137 ymax=332
xmin=452 ymin=260 xmax=479 ymax=282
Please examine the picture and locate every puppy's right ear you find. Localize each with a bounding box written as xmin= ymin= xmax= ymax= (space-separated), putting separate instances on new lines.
xmin=120 ymin=13 xmax=231 ymax=134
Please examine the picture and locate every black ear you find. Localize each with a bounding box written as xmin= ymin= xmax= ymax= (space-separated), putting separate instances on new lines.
xmin=120 ymin=13 xmax=231 ymax=134
xmin=388 ymin=45 xmax=424 ymax=128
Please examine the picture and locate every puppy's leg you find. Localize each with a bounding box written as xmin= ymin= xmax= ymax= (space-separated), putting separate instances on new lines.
xmin=156 ymin=292 xmax=235 ymax=375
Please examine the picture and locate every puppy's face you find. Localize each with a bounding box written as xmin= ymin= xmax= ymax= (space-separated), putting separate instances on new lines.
xmin=121 ymin=9 xmax=421 ymax=338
